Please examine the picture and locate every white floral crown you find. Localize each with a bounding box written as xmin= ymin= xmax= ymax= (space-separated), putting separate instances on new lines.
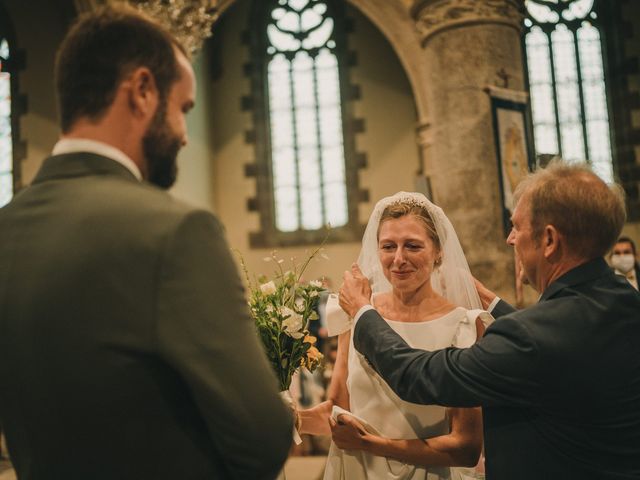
xmin=376 ymin=192 xmax=447 ymax=244
xmin=389 ymin=197 xmax=430 ymax=210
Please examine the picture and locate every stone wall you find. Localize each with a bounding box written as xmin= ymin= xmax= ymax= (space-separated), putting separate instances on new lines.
xmin=603 ymin=0 xmax=640 ymax=225
xmin=597 ymin=0 xmax=640 ymax=244
xmin=413 ymin=0 xmax=527 ymax=302
xmin=3 ymin=0 xmax=74 ymax=187
xmin=208 ymin=0 xmax=422 ymax=286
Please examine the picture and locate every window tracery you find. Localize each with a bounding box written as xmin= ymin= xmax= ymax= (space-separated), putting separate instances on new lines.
xmin=247 ymin=0 xmax=364 ymax=246
xmin=524 ymin=0 xmax=613 ymax=182
xmin=0 ymin=37 xmax=13 ymax=207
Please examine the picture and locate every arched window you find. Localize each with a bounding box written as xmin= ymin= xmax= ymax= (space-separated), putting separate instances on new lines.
xmin=0 ymin=36 xmax=13 ymax=207
xmin=524 ymin=0 xmax=614 ymax=182
xmin=249 ymin=0 xmax=362 ymax=246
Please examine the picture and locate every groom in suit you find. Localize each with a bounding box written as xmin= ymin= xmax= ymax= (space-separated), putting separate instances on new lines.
xmin=339 ymin=162 xmax=640 ymax=479
xmin=0 ymin=7 xmax=291 ymax=480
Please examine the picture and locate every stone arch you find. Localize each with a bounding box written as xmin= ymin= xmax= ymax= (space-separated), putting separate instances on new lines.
xmin=216 ymin=0 xmax=429 ymax=125
xmin=90 ymin=0 xmax=430 ymax=131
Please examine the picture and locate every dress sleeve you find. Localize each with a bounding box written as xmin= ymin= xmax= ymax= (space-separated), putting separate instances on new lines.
xmin=325 ymin=293 xmax=352 ymax=337
xmin=452 ymin=309 xmax=495 ymax=348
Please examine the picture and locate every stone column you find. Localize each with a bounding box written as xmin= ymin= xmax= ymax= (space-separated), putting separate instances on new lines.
xmin=412 ymin=0 xmax=527 ymax=302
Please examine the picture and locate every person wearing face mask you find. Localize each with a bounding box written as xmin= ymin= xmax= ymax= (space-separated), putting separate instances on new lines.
xmin=609 ymin=236 xmax=639 ymax=290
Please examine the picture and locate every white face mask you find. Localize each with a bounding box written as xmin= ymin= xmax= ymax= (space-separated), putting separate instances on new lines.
xmin=611 ymin=254 xmax=636 ymax=274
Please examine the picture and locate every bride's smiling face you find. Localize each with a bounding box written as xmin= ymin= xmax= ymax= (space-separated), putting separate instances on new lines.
xmin=378 ymin=215 xmax=441 ymax=292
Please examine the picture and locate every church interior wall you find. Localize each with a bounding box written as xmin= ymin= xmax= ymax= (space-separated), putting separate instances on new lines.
xmin=1 ymin=0 xmax=639 ymax=297
xmin=418 ymin=19 xmax=529 ymax=304
xmin=3 ymin=0 xmax=73 ymax=186
xmin=3 ymin=0 xmax=218 ymax=215
xmin=170 ymin=53 xmax=217 ymax=211
xmin=618 ymin=0 xmax=640 ymax=241
xmin=207 ymin=0 xmax=422 ymax=286
xmin=594 ymin=0 xmax=640 ymax=241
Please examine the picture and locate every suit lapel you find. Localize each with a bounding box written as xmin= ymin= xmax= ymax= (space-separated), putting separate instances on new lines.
xmin=539 ymin=257 xmax=612 ymax=302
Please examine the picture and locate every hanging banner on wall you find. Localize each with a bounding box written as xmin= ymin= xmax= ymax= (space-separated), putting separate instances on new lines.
xmin=486 ymin=85 xmax=535 ymax=237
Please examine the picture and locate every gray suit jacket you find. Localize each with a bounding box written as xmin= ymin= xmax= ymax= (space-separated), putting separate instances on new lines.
xmin=0 ymin=153 xmax=292 ymax=479
xmin=354 ymin=258 xmax=640 ymax=479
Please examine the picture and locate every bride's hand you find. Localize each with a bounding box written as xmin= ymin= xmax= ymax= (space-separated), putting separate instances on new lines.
xmin=339 ymin=263 xmax=372 ymax=318
xmin=330 ymin=414 xmax=370 ymax=451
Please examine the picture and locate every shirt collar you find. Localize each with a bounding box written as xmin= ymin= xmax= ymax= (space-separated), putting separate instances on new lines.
xmin=52 ymin=138 xmax=142 ymax=181
xmin=615 ymin=268 xmax=637 ymax=281
xmin=540 ymin=257 xmax=612 ymax=302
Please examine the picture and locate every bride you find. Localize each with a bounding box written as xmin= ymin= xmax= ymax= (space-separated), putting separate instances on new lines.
xmin=299 ymin=192 xmax=491 ymax=480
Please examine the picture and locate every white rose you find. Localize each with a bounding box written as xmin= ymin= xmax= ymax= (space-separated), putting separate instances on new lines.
xmin=281 ymin=307 xmax=304 ymax=337
xmin=287 ymin=330 xmax=304 ymax=339
xmin=279 ymin=306 xmax=295 ymax=317
xmin=260 ymin=281 xmax=277 ymax=295
xmin=310 ymin=280 xmax=323 ymax=288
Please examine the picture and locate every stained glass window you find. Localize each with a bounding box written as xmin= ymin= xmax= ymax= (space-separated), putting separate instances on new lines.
xmin=524 ymin=0 xmax=614 ymax=183
xmin=0 ymin=37 xmax=12 ymax=207
xmin=265 ymin=0 xmax=348 ymax=232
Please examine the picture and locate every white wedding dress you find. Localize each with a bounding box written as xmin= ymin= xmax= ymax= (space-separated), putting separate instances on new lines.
xmin=324 ymin=305 xmax=492 ymax=480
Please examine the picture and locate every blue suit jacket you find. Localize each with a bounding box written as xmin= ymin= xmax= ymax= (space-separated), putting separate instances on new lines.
xmin=354 ymin=258 xmax=640 ymax=479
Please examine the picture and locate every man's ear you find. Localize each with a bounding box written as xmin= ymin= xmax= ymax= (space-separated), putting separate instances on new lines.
xmin=127 ymin=67 xmax=158 ymax=118
xmin=542 ymin=224 xmax=561 ymax=260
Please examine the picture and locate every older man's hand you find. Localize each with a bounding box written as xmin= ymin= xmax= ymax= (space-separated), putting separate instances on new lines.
xmin=339 ymin=263 xmax=372 ymax=318
xmin=473 ymin=276 xmax=497 ymax=310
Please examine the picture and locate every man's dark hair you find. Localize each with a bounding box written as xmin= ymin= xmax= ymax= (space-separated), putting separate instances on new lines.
xmin=55 ymin=5 xmax=187 ymax=133
xmin=616 ymin=236 xmax=637 ymax=256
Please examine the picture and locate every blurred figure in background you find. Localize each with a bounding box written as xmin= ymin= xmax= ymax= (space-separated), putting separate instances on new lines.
xmin=609 ymin=236 xmax=639 ymax=290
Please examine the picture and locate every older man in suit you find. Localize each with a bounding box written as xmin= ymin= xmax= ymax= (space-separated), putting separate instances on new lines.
xmin=0 ymin=7 xmax=291 ymax=480
xmin=338 ymin=161 xmax=640 ymax=479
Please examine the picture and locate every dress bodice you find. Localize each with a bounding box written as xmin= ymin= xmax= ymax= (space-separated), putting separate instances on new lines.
xmin=347 ymin=307 xmax=470 ymax=441
xmin=324 ymin=305 xmax=491 ymax=480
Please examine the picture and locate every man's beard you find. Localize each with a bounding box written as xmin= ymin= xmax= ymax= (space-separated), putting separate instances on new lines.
xmin=142 ymin=101 xmax=182 ymax=189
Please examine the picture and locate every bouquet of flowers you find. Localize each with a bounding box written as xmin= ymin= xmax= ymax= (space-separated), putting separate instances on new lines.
xmin=236 ymin=248 xmax=326 ymax=393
